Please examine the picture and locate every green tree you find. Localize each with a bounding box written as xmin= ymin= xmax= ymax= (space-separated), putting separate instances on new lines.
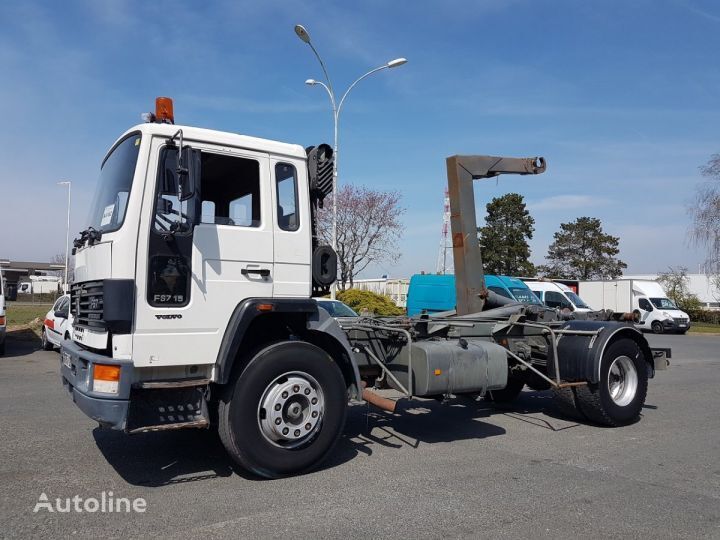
xmin=477 ymin=193 xmax=536 ymax=276
xmin=539 ymin=217 xmax=626 ymax=279
xmin=657 ymin=266 xmax=703 ymax=311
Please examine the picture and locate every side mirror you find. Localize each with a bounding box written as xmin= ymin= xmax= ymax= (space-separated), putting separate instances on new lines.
xmin=178 ymin=146 xmax=199 ymax=202
xmin=54 ymin=310 xmax=65 ymax=319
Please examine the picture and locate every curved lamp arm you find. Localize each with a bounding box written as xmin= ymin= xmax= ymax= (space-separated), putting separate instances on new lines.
xmin=337 ymin=65 xmax=388 ymax=117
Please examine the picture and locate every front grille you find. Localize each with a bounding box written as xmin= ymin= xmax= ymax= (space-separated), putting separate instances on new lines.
xmin=71 ymin=280 xmax=106 ymax=331
xmin=673 ymin=317 xmax=688 ymax=325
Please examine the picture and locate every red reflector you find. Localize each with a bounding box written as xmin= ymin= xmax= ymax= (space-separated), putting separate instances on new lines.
xmin=44 ymin=318 xmax=54 ymax=330
xmin=257 ymin=303 xmax=274 ymax=312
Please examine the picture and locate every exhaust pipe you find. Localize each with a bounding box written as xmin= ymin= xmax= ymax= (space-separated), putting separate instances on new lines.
xmin=361 ymin=382 xmax=398 ymax=413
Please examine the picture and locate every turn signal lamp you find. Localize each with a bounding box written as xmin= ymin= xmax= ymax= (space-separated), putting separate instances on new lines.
xmin=0 ymin=316 xmax=5 ymax=326
xmin=93 ymin=364 xmax=121 ymax=394
xmin=155 ymin=97 xmax=175 ymax=124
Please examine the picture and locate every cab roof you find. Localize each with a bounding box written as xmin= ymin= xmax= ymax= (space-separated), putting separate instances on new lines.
xmin=110 ymin=123 xmax=308 ymax=162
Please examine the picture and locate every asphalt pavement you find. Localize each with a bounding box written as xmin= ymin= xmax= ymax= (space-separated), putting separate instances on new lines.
xmin=1 ymin=333 xmax=719 ymax=539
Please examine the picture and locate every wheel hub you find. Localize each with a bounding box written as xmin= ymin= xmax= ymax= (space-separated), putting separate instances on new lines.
xmin=258 ymin=372 xmax=324 ymax=448
xmin=607 ymin=355 xmax=638 ymax=407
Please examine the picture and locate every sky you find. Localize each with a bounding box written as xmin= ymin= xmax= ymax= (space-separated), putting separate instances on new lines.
xmin=0 ymin=0 xmax=718 ymax=278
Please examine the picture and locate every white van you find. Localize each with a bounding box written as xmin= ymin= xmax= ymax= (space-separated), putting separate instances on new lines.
xmin=0 ymin=268 xmax=6 ymax=355
xmin=524 ymin=280 xmax=593 ymax=313
xmin=579 ymin=279 xmax=691 ymax=334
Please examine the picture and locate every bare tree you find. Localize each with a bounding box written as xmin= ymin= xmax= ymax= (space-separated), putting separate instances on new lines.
xmin=317 ymin=185 xmax=404 ymax=290
xmin=50 ymin=252 xmax=74 ymax=284
xmin=690 ymin=154 xmax=720 ymax=276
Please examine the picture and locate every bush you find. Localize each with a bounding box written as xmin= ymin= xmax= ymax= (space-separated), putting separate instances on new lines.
xmin=686 ymin=309 xmax=720 ymax=325
xmin=337 ymin=289 xmax=405 ymax=317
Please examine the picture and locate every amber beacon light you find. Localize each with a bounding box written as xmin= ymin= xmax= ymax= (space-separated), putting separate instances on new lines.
xmin=155 ymin=97 xmax=175 ymax=124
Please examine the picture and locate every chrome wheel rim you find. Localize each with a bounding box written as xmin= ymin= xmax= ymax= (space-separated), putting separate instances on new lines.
xmin=607 ymin=355 xmax=638 ymax=407
xmin=258 ymin=371 xmax=324 ymax=448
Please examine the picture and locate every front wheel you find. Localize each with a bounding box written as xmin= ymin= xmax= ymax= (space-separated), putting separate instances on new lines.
xmin=573 ymin=339 xmax=649 ymax=426
xmin=41 ymin=328 xmax=53 ymax=351
xmin=651 ymin=321 xmax=664 ymax=334
xmin=218 ymin=341 xmax=347 ymax=478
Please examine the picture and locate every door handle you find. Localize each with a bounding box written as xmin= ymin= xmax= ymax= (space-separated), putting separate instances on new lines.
xmin=242 ymin=268 xmax=271 ymax=277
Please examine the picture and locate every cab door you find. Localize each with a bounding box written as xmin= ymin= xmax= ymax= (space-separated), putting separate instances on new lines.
xmin=271 ymin=159 xmax=311 ymax=297
xmin=133 ymin=140 xmax=273 ymax=368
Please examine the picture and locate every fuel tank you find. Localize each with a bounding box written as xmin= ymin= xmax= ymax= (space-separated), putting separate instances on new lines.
xmin=388 ymin=339 xmax=508 ymax=397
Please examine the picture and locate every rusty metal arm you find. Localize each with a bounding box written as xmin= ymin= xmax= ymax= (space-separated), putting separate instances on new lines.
xmin=446 ymin=155 xmax=546 ymax=316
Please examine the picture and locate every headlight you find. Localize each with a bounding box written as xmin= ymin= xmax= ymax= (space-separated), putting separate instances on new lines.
xmin=662 ymin=311 xmax=671 ymax=318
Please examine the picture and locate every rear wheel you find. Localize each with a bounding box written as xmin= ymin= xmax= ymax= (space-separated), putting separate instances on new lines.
xmin=41 ymin=328 xmax=53 ymax=351
xmin=573 ymin=339 xmax=648 ymax=426
xmin=218 ymin=341 xmax=347 ymax=478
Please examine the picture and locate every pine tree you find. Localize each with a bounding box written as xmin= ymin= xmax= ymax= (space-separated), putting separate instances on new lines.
xmin=539 ymin=217 xmax=626 ymax=279
xmin=477 ymin=193 xmax=536 ymax=276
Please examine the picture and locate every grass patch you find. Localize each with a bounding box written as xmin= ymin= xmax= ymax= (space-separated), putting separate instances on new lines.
xmin=6 ymin=303 xmax=52 ymax=327
xmin=688 ymin=323 xmax=720 ymax=335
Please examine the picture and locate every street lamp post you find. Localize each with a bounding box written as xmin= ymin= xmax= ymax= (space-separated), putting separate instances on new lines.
xmin=294 ymin=24 xmax=406 ymax=299
xmin=57 ymin=181 xmax=71 ymax=292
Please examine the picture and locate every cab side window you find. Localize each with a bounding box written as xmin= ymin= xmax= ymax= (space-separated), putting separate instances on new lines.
xmin=638 ymin=298 xmax=653 ymax=311
xmin=545 ymin=291 xmax=569 ymax=309
xmin=276 ymin=163 xmax=299 ymax=231
xmin=531 ymin=290 xmax=543 ymax=302
xmin=199 ymin=152 xmax=261 ymax=227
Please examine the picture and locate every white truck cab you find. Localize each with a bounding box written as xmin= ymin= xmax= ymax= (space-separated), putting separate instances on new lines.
xmin=524 ymin=280 xmax=592 ymax=313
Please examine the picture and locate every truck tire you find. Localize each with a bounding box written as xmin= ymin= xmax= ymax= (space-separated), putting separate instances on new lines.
xmin=573 ymin=339 xmax=648 ymax=426
xmin=551 ymin=386 xmax=585 ymax=420
xmin=218 ymin=340 xmax=347 ymax=478
xmin=486 ymin=375 xmax=524 ymax=403
xmin=41 ymin=328 xmax=53 ymax=351
xmin=651 ymin=321 xmax=664 ymax=334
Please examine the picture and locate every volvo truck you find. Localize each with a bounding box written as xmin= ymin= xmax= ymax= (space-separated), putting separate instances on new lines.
xmin=61 ymin=98 xmax=669 ymax=478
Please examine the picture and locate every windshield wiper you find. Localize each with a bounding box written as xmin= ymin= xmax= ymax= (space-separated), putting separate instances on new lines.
xmin=72 ymin=227 xmax=103 ymax=250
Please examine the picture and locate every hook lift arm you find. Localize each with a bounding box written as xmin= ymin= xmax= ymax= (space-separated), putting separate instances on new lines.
xmin=446 ymin=155 xmax=546 ymax=316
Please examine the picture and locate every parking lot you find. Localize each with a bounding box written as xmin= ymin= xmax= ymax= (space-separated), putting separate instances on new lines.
xmin=1 ymin=334 xmax=719 ymax=539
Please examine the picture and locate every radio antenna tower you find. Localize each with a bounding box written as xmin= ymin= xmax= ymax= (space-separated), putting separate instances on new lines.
xmin=436 ymin=188 xmax=454 ymax=274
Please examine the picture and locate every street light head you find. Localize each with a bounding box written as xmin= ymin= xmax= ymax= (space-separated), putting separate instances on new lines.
xmin=387 ymin=58 xmax=408 ymax=68
xmin=57 ymin=181 xmax=71 ymax=185
xmin=305 ymin=79 xmax=318 ymax=86
xmin=294 ymin=24 xmax=311 ymax=43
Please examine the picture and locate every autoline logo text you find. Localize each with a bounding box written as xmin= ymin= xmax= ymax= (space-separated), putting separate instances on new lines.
xmin=33 ymin=492 xmax=147 ymax=513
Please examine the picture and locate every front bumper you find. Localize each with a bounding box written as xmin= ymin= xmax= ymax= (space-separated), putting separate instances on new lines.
xmin=663 ymin=318 xmax=691 ymax=332
xmin=60 ymin=339 xmax=133 ymax=430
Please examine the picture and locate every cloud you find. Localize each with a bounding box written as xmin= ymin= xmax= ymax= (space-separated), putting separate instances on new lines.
xmin=528 ymin=194 xmax=611 ymax=212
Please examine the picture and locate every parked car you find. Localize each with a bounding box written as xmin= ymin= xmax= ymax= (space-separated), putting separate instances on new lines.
xmin=406 ymin=274 xmax=543 ymax=316
xmin=316 ymin=299 xmax=359 ymax=318
xmin=524 ymin=280 xmax=592 ymax=313
xmin=42 ymin=294 xmax=71 ymax=351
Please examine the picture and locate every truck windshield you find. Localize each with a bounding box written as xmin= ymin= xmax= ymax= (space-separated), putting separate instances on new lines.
xmin=566 ymin=291 xmax=590 ymax=309
xmin=509 ymin=287 xmax=542 ymax=305
xmin=86 ymin=133 xmax=142 ymax=233
xmin=650 ymin=297 xmax=678 ymax=310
